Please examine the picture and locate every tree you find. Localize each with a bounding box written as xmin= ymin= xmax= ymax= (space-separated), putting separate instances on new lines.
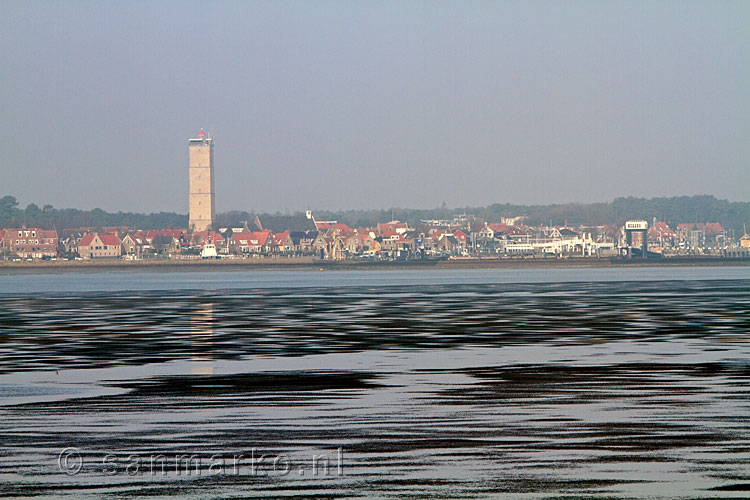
xmin=0 ymin=196 xmax=20 ymax=225
xmin=24 ymin=203 xmax=42 ymax=226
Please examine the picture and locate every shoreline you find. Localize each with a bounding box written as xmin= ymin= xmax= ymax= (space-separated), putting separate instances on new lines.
xmin=1 ymin=256 xmax=749 ymax=273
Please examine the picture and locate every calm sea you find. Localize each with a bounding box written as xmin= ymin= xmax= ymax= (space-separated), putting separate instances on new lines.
xmin=0 ymin=266 xmax=749 ymax=499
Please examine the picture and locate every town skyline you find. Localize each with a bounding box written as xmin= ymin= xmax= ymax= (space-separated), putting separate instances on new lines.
xmin=4 ymin=195 xmax=749 ymax=262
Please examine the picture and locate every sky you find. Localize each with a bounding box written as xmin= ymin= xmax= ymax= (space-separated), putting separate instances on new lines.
xmin=1 ymin=1 xmax=748 ymax=214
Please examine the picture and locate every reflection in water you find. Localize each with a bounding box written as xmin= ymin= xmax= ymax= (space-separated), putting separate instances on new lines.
xmin=0 ymin=278 xmax=748 ymax=499
xmin=190 ymin=302 xmax=214 ymax=375
xmin=1 ymin=280 xmax=748 ymax=373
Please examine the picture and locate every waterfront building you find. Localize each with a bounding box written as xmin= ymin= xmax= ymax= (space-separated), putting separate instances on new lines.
xmin=78 ymin=233 xmax=121 ymax=259
xmin=1 ymin=228 xmax=58 ymax=259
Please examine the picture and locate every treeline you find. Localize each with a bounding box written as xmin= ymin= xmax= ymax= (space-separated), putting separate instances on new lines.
xmin=315 ymin=196 xmax=750 ymax=233
xmin=2 ymin=194 xmax=749 ymax=233
xmin=0 ymin=196 xmax=186 ymax=230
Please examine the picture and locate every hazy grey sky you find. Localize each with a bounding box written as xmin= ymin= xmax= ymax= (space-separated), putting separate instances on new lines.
xmin=1 ymin=1 xmax=748 ymax=213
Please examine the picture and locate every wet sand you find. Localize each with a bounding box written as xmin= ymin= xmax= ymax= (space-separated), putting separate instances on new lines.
xmin=0 ymin=276 xmax=749 ymax=498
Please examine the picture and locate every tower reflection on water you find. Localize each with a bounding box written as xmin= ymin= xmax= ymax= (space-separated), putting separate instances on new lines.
xmin=190 ymin=302 xmax=215 ymax=375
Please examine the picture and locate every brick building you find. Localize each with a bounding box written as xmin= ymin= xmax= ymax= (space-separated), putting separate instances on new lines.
xmin=2 ymin=228 xmax=58 ymax=259
xmin=78 ymin=233 xmax=122 ymax=259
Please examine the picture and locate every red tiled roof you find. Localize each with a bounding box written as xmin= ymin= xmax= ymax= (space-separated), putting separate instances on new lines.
xmin=380 ymin=229 xmax=400 ymax=238
xmin=272 ymin=231 xmax=290 ymax=246
xmin=230 ymin=232 xmax=253 ymax=243
xmin=206 ymin=232 xmax=225 ymax=244
xmin=488 ymin=223 xmax=507 ymax=233
xmin=255 ymin=231 xmax=271 ymax=245
xmin=1 ymin=227 xmax=57 ymax=238
xmin=316 ymin=222 xmax=351 ymax=232
xmin=677 ymin=222 xmax=724 ymax=235
xmin=649 ymin=222 xmax=676 ymax=237
xmin=231 ymin=231 xmax=269 ymax=246
xmin=78 ymin=232 xmax=118 ymax=247
xmin=377 ymin=222 xmax=408 ymax=233
xmin=39 ymin=229 xmax=58 ymax=239
xmin=99 ymin=233 xmax=121 ymax=246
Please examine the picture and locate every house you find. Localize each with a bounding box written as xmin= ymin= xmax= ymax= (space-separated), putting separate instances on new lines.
xmin=311 ymin=231 xmax=346 ymax=259
xmin=2 ymin=228 xmax=58 ymax=259
xmin=271 ymin=231 xmax=293 ymax=253
xmin=377 ymin=229 xmax=415 ymax=253
xmin=477 ymin=224 xmax=494 ymax=240
xmin=311 ymin=232 xmax=328 ymax=254
xmin=436 ymin=234 xmax=459 ymax=253
xmin=150 ymin=232 xmax=180 ymax=254
xmin=422 ymin=230 xmax=444 ymax=252
xmin=505 ymin=226 xmax=530 ymax=243
xmin=649 ymin=222 xmax=676 ymax=237
xmin=676 ymin=222 xmax=725 ymax=247
xmin=677 ymin=222 xmax=724 ymax=236
xmin=321 ymin=231 xmax=347 ymax=259
xmin=58 ymin=230 xmax=87 ymax=255
xmin=316 ymin=221 xmax=352 ymax=234
xmin=377 ymin=221 xmax=409 ymax=234
xmin=78 ymin=233 xmax=121 ymax=259
xmin=289 ymin=230 xmax=319 ymax=254
xmin=228 ymin=232 xmax=252 ymax=254
xmin=344 ymin=233 xmax=363 ymax=254
xmin=379 ymin=230 xmax=402 ymax=251
xmin=453 ymin=229 xmax=469 ymax=251
xmin=648 ymin=222 xmax=677 ymax=247
xmin=120 ymin=234 xmax=144 ymax=259
xmin=228 ymin=231 xmax=271 ymax=254
xmin=358 ymin=230 xmax=380 ymax=252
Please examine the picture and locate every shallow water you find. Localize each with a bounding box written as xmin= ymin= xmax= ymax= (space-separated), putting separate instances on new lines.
xmin=0 ymin=268 xmax=749 ymax=498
